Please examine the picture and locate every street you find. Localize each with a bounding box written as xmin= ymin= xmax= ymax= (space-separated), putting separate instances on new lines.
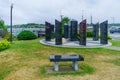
xmin=109 ymin=33 xmax=120 ymax=40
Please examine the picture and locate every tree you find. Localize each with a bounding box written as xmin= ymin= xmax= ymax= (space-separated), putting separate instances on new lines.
xmin=0 ymin=19 xmax=7 ymax=31
xmin=0 ymin=19 xmax=8 ymax=38
xmin=61 ymin=17 xmax=70 ymax=36
xmin=61 ymin=17 xmax=70 ymax=27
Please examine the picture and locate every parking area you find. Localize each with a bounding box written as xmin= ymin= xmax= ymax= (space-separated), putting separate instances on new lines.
xmin=109 ymin=33 xmax=120 ymax=40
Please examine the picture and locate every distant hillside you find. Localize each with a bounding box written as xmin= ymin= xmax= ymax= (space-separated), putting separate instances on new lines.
xmin=8 ymin=23 xmax=45 ymax=28
xmin=7 ymin=23 xmax=120 ymax=28
xmin=108 ymin=23 xmax=120 ymax=27
xmin=87 ymin=23 xmax=120 ymax=27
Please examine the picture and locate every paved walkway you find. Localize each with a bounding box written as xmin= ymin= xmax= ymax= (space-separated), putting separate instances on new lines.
xmin=109 ymin=33 xmax=120 ymax=40
xmin=40 ymin=38 xmax=120 ymax=51
xmin=105 ymin=46 xmax=120 ymax=51
xmin=40 ymin=38 xmax=112 ymax=48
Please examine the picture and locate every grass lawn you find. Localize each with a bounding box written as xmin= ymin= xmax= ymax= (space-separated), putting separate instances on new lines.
xmin=110 ymin=40 xmax=120 ymax=47
xmin=0 ymin=39 xmax=120 ymax=80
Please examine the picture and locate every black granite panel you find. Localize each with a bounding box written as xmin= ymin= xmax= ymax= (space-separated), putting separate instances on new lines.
xmin=100 ymin=20 xmax=108 ymax=44
xmin=55 ymin=20 xmax=62 ymax=45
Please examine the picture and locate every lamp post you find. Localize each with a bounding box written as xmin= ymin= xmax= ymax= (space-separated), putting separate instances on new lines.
xmin=10 ymin=3 xmax=13 ymax=43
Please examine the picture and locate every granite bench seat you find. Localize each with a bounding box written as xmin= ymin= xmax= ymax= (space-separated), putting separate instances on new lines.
xmin=50 ymin=55 xmax=84 ymax=71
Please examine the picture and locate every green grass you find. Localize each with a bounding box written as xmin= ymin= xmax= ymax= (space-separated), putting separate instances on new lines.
xmin=0 ymin=63 xmax=19 ymax=80
xmin=0 ymin=39 xmax=120 ymax=80
xmin=107 ymin=59 xmax=120 ymax=66
xmin=110 ymin=40 xmax=120 ymax=47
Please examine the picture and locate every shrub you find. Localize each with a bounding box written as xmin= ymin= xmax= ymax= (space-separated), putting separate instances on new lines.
xmin=0 ymin=29 xmax=8 ymax=38
xmin=77 ymin=30 xmax=93 ymax=39
xmin=87 ymin=30 xmax=93 ymax=37
xmin=3 ymin=34 xmax=10 ymax=40
xmin=108 ymin=35 xmax=112 ymax=40
xmin=0 ymin=40 xmax=10 ymax=51
xmin=99 ymin=35 xmax=112 ymax=40
xmin=17 ymin=30 xmax=37 ymax=40
xmin=0 ymin=29 xmax=10 ymax=40
xmin=78 ymin=30 xmax=111 ymax=39
xmin=4 ymin=33 xmax=15 ymax=41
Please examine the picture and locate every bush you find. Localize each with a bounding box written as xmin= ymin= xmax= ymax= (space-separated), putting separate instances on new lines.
xmin=87 ymin=30 xmax=93 ymax=37
xmin=0 ymin=29 xmax=7 ymax=38
xmin=108 ymin=35 xmax=112 ymax=40
xmin=0 ymin=29 xmax=10 ymax=40
xmin=4 ymin=33 xmax=15 ymax=41
xmin=77 ymin=30 xmax=93 ymax=39
xmin=0 ymin=40 xmax=10 ymax=51
xmin=99 ymin=35 xmax=112 ymax=40
xmin=3 ymin=34 xmax=11 ymax=40
xmin=78 ymin=30 xmax=111 ymax=39
xmin=17 ymin=30 xmax=37 ymax=40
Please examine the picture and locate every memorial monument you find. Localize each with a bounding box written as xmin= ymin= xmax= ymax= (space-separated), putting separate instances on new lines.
xmin=70 ymin=20 xmax=78 ymax=41
xmin=93 ymin=23 xmax=99 ymax=41
xmin=55 ymin=20 xmax=62 ymax=45
xmin=100 ymin=20 xmax=108 ymax=44
xmin=64 ymin=24 xmax=69 ymax=38
xmin=45 ymin=22 xmax=51 ymax=41
xmin=79 ymin=19 xmax=86 ymax=46
xmin=51 ymin=24 xmax=54 ymax=39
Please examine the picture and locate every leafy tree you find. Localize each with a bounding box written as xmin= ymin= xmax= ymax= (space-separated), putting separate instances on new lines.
xmin=0 ymin=19 xmax=8 ymax=38
xmin=0 ymin=20 xmax=4 ymax=27
xmin=61 ymin=17 xmax=70 ymax=27
xmin=0 ymin=19 xmax=7 ymax=31
xmin=61 ymin=17 xmax=70 ymax=36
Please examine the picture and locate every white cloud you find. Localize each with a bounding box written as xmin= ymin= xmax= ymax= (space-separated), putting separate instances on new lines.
xmin=0 ymin=0 xmax=120 ymax=25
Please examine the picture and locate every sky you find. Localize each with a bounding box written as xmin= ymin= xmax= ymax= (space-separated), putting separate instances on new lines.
xmin=0 ymin=0 xmax=120 ymax=25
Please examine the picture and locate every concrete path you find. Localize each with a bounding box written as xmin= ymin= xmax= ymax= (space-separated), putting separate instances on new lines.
xmin=109 ymin=33 xmax=120 ymax=40
xmin=40 ymin=38 xmax=112 ymax=48
xmin=105 ymin=46 xmax=120 ymax=51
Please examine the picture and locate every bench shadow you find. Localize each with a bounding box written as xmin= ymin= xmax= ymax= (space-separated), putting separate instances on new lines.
xmin=46 ymin=66 xmax=83 ymax=73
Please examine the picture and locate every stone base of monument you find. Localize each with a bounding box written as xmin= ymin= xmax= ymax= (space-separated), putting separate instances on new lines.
xmin=40 ymin=38 xmax=112 ymax=48
xmin=46 ymin=66 xmax=83 ymax=73
xmin=62 ymin=38 xmax=67 ymax=44
xmin=51 ymin=39 xmax=55 ymax=42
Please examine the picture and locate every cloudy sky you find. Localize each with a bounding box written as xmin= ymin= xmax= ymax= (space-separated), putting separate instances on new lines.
xmin=0 ymin=0 xmax=120 ymax=25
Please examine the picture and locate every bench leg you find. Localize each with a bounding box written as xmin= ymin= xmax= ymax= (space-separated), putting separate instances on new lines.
xmin=54 ymin=62 xmax=59 ymax=71
xmin=73 ymin=61 xmax=78 ymax=71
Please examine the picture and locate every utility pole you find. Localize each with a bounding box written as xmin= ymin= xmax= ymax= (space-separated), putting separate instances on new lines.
xmin=10 ymin=3 xmax=13 ymax=43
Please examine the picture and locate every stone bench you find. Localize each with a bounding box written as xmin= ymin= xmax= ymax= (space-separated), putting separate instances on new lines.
xmin=50 ymin=55 xmax=84 ymax=71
